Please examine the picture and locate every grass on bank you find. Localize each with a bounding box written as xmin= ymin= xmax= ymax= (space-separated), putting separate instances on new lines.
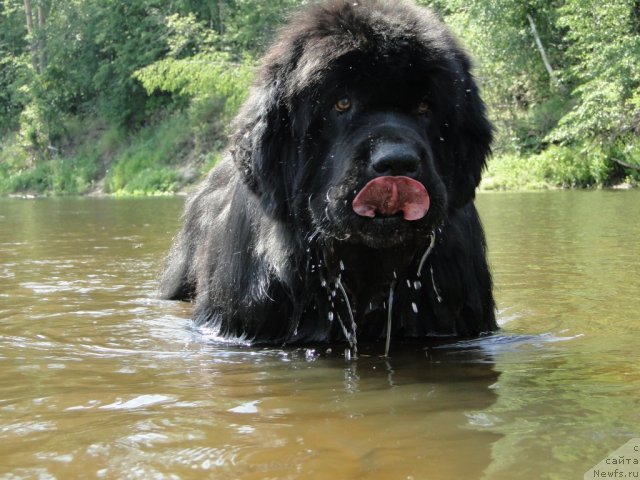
xmin=1 ymin=51 xmax=250 ymax=197
xmin=482 ymin=138 xmax=640 ymax=190
xmin=482 ymin=147 xmax=610 ymax=190
xmin=0 ymin=129 xmax=101 ymax=195
xmin=0 ymin=110 xmax=223 ymax=196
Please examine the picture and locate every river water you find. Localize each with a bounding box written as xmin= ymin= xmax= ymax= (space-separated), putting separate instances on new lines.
xmin=0 ymin=191 xmax=639 ymax=479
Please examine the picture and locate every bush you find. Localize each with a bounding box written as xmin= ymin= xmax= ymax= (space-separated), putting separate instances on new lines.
xmin=510 ymin=95 xmax=572 ymax=154
xmin=482 ymin=142 xmax=625 ymax=190
xmin=105 ymin=113 xmax=191 ymax=194
xmin=0 ymin=155 xmax=98 ymax=195
xmin=111 ymin=167 xmax=181 ymax=196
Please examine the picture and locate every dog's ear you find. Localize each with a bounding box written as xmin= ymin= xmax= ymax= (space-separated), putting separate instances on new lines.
xmin=444 ymin=58 xmax=493 ymax=209
xmin=229 ymin=78 xmax=294 ymax=219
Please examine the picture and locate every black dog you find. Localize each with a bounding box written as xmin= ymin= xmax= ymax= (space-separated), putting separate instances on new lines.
xmin=159 ymin=0 xmax=497 ymax=351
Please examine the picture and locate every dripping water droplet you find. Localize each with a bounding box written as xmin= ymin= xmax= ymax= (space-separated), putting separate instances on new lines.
xmin=430 ymin=266 xmax=443 ymax=303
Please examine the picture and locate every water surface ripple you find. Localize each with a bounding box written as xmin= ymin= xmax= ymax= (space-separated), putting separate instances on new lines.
xmin=0 ymin=192 xmax=639 ymax=479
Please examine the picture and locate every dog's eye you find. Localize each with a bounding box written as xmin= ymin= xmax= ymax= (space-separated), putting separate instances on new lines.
xmin=334 ymin=97 xmax=352 ymax=112
xmin=417 ymin=101 xmax=430 ymax=114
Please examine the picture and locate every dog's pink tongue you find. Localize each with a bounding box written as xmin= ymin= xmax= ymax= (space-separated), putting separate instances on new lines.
xmin=352 ymin=176 xmax=430 ymax=221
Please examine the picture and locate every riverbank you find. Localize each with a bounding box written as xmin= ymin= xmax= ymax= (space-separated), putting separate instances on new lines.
xmin=0 ymin=112 xmax=222 ymax=197
xmin=482 ymin=143 xmax=640 ymax=191
xmin=1 ymin=112 xmax=638 ymax=197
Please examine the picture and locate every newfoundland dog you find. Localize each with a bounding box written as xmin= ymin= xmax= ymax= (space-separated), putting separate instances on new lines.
xmin=159 ymin=0 xmax=497 ymax=354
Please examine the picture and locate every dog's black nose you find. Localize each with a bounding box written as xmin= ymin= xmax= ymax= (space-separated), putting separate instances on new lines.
xmin=370 ymin=143 xmax=421 ymax=177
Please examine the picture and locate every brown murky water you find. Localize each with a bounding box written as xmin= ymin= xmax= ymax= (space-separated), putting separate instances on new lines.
xmin=1 ymin=192 xmax=639 ymax=479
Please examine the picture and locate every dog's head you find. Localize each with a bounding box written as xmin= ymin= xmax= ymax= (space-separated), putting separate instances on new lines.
xmin=230 ymin=0 xmax=492 ymax=248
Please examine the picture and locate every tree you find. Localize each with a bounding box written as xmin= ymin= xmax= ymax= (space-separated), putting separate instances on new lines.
xmin=437 ymin=0 xmax=565 ymax=154
xmin=550 ymin=0 xmax=640 ymax=143
xmin=0 ymin=0 xmax=30 ymax=132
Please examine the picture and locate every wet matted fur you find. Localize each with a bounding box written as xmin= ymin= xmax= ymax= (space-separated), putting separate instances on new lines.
xmin=159 ymin=0 xmax=498 ymax=348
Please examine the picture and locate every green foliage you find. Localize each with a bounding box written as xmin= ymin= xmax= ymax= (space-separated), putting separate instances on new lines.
xmin=0 ymin=0 xmax=639 ymax=194
xmin=134 ymin=52 xmax=254 ymax=123
xmin=620 ymin=135 xmax=640 ymax=185
xmin=0 ymin=0 xmax=30 ymax=132
xmin=162 ymin=0 xmax=302 ymax=53
xmin=0 ymin=56 xmax=28 ymax=132
xmin=549 ymin=0 xmax=640 ymax=142
xmin=483 ymin=143 xmax=625 ymax=190
xmin=0 ymin=152 xmax=99 ymax=195
xmin=221 ymin=0 xmax=303 ymax=52
xmin=0 ymin=117 xmax=121 ymax=195
xmin=104 ymin=114 xmax=191 ymax=195
xmin=200 ymin=151 xmax=223 ymax=176
xmin=535 ymin=145 xmax=613 ymax=188
xmin=133 ymin=11 xmax=256 ymax=123
xmin=443 ymin=0 xmax=565 ymax=154
xmin=82 ymin=2 xmax=171 ymax=126
xmin=510 ymin=95 xmax=571 ymax=154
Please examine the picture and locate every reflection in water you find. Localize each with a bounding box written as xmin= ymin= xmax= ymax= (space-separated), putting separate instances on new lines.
xmin=477 ymin=191 xmax=640 ymax=479
xmin=0 ymin=192 xmax=639 ymax=479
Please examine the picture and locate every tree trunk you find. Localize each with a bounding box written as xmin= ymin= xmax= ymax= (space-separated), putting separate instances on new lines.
xmin=36 ymin=4 xmax=47 ymax=72
xmin=612 ymin=158 xmax=640 ymax=171
xmin=526 ymin=13 xmax=559 ymax=88
xmin=23 ymin=0 xmax=38 ymax=70
xmin=218 ymin=0 xmax=225 ymax=36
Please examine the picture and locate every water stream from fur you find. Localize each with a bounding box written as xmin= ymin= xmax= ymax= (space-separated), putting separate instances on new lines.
xmin=319 ymin=232 xmax=438 ymax=359
xmin=385 ymin=280 xmax=397 ymax=357
xmin=383 ymin=232 xmax=438 ymax=357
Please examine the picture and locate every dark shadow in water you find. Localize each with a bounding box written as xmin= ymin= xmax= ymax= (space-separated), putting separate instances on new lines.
xmin=186 ymin=318 xmax=589 ymax=478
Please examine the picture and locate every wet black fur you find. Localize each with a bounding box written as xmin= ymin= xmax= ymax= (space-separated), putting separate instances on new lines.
xmin=159 ymin=0 xmax=498 ymax=346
